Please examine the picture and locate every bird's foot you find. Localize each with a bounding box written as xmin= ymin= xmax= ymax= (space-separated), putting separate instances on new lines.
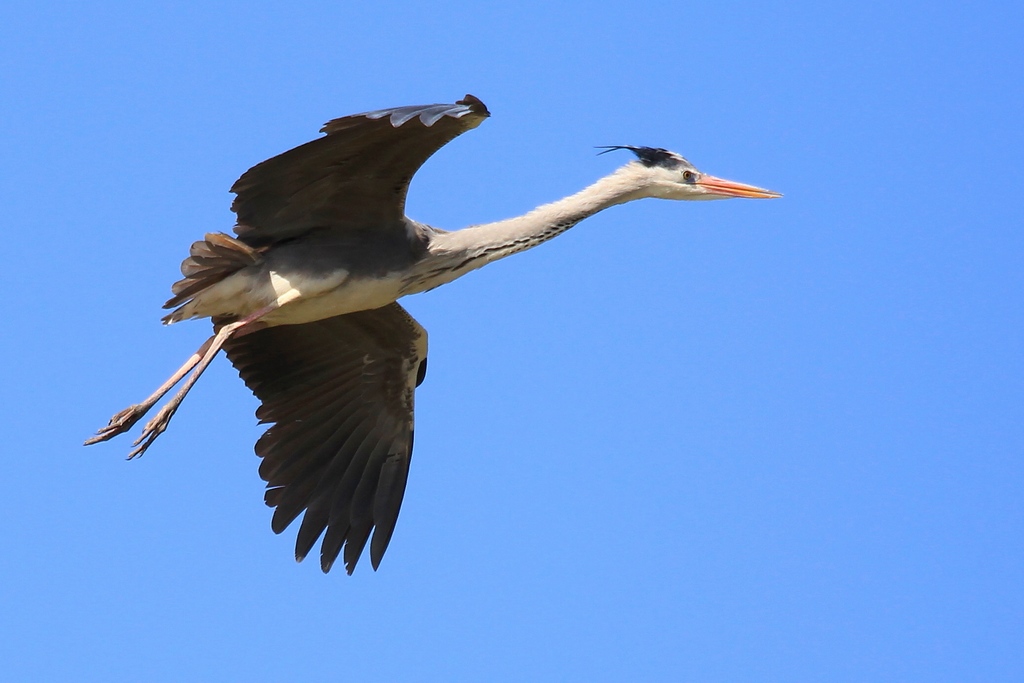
xmin=127 ymin=402 xmax=178 ymax=459
xmin=84 ymin=404 xmax=149 ymax=446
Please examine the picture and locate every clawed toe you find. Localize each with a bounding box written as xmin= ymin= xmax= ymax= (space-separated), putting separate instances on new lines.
xmin=83 ymin=405 xmax=148 ymax=446
xmin=127 ymin=405 xmax=177 ymax=459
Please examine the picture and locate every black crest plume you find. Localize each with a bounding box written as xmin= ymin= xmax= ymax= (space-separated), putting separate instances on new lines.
xmin=596 ymin=145 xmax=685 ymax=169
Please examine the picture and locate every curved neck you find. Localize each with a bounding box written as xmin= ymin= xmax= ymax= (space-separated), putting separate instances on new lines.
xmin=407 ymin=165 xmax=646 ymax=292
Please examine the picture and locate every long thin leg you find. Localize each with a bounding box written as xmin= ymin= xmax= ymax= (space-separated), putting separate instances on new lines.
xmin=125 ymin=318 xmax=249 ymax=458
xmin=84 ymin=336 xmax=215 ymax=446
xmin=86 ymin=301 xmax=284 ymax=458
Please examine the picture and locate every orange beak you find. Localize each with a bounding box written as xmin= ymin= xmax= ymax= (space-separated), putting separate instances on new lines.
xmin=697 ymin=174 xmax=782 ymax=199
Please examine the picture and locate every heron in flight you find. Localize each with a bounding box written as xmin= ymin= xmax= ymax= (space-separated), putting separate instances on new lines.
xmin=86 ymin=94 xmax=780 ymax=574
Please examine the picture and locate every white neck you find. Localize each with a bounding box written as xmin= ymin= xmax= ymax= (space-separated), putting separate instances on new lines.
xmin=405 ymin=164 xmax=648 ymax=293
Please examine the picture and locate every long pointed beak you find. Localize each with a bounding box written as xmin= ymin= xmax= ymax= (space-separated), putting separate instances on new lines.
xmin=697 ymin=174 xmax=782 ymax=199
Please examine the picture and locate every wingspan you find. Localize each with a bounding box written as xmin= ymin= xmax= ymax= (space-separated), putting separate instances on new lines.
xmin=229 ymin=95 xmax=489 ymax=248
xmin=222 ymin=303 xmax=428 ymax=574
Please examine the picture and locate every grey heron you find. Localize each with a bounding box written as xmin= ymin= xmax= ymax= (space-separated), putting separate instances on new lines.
xmin=85 ymin=94 xmax=780 ymax=574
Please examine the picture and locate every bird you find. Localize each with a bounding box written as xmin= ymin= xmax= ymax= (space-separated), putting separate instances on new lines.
xmin=85 ymin=94 xmax=780 ymax=575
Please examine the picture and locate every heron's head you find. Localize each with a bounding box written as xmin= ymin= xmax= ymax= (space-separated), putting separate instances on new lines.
xmin=598 ymin=146 xmax=781 ymax=201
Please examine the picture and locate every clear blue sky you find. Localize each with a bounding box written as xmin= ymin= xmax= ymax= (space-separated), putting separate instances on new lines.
xmin=2 ymin=2 xmax=1021 ymax=681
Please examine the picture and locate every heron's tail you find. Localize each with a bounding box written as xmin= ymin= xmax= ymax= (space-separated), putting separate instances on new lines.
xmin=162 ymin=232 xmax=261 ymax=323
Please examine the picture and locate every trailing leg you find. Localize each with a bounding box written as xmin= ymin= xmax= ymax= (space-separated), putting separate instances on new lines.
xmin=86 ymin=302 xmax=281 ymax=458
xmin=84 ymin=336 xmax=215 ymax=447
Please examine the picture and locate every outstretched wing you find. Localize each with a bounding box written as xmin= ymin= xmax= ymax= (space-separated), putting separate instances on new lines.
xmin=229 ymin=94 xmax=490 ymax=247
xmin=222 ymin=303 xmax=428 ymax=574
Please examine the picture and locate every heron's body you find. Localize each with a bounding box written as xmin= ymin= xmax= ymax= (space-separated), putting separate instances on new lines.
xmin=174 ymin=239 xmax=414 ymax=325
xmin=87 ymin=95 xmax=780 ymax=574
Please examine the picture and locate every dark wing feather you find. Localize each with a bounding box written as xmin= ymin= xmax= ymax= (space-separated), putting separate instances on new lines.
xmin=222 ymin=303 xmax=428 ymax=574
xmin=229 ymin=94 xmax=490 ymax=248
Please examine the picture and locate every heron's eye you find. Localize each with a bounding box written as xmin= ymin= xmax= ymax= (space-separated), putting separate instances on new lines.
xmin=682 ymin=170 xmax=697 ymax=182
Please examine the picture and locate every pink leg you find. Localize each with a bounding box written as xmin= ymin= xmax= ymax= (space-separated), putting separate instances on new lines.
xmin=86 ymin=304 xmax=278 ymax=458
xmin=84 ymin=336 xmax=215 ymax=447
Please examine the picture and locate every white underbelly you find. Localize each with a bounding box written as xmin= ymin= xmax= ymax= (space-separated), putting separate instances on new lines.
xmin=261 ymin=271 xmax=406 ymax=326
xmin=170 ymin=265 xmax=408 ymax=326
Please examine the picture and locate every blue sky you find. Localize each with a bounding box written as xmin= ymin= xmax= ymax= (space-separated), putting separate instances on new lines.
xmin=2 ymin=2 xmax=1022 ymax=681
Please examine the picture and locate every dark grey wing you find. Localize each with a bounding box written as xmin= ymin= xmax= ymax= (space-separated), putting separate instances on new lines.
xmin=230 ymin=94 xmax=490 ymax=248
xmin=222 ymin=303 xmax=428 ymax=574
